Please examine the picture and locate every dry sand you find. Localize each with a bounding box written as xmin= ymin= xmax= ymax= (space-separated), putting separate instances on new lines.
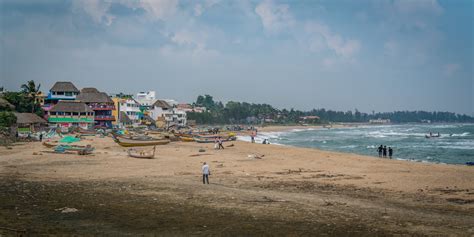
xmin=0 ymin=134 xmax=473 ymax=236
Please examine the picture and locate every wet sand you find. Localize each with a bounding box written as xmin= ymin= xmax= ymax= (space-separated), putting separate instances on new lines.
xmin=0 ymin=135 xmax=473 ymax=236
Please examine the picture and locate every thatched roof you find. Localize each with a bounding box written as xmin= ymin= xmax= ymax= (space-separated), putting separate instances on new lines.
xmin=0 ymin=97 xmax=15 ymax=110
xmin=13 ymin=112 xmax=47 ymax=124
xmin=119 ymin=111 xmax=132 ymax=124
xmin=81 ymin=87 xmax=100 ymax=93
xmin=50 ymin=101 xmax=93 ymax=113
xmin=50 ymin=82 xmax=79 ymax=92
xmin=152 ymin=100 xmax=172 ymax=109
xmin=76 ymin=91 xmax=113 ymax=103
xmin=142 ymin=114 xmax=155 ymax=123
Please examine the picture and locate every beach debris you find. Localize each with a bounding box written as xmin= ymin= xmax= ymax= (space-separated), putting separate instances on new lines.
xmin=55 ymin=207 xmax=79 ymax=213
xmin=226 ymin=143 xmax=235 ymax=147
xmin=189 ymin=153 xmax=212 ymax=157
xmin=248 ymin=154 xmax=264 ymax=159
xmin=199 ymin=148 xmax=206 ymax=152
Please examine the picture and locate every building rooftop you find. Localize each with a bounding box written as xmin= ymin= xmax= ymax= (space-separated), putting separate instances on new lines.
xmin=13 ymin=112 xmax=47 ymax=124
xmin=76 ymin=88 xmax=113 ymax=103
xmin=50 ymin=101 xmax=93 ymax=113
xmin=50 ymin=82 xmax=80 ymax=92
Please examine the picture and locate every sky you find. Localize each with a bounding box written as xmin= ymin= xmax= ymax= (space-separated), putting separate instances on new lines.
xmin=0 ymin=0 xmax=472 ymax=115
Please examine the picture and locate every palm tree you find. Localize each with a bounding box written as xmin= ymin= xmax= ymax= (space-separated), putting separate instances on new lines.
xmin=20 ymin=80 xmax=41 ymax=113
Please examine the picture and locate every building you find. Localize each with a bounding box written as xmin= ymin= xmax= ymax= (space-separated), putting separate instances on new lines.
xmin=43 ymin=82 xmax=80 ymax=113
xmin=299 ymin=116 xmax=320 ymax=124
xmin=76 ymin=88 xmax=115 ymax=128
xmin=149 ymin=100 xmax=187 ymax=128
xmin=135 ymin=91 xmax=157 ymax=108
xmin=48 ymin=101 xmax=95 ymax=130
xmin=112 ymin=97 xmax=141 ymax=127
xmin=13 ymin=112 xmax=47 ymax=134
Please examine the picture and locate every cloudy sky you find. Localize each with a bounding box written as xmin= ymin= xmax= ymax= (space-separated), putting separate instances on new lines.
xmin=0 ymin=0 xmax=472 ymax=114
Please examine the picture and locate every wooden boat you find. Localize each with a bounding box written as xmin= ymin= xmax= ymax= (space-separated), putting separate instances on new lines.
xmin=42 ymin=141 xmax=57 ymax=148
xmin=194 ymin=136 xmax=236 ymax=143
xmin=113 ymin=135 xmax=170 ymax=147
xmin=180 ymin=137 xmax=195 ymax=142
xmin=127 ymin=146 xmax=156 ymax=159
xmin=54 ymin=144 xmax=94 ymax=155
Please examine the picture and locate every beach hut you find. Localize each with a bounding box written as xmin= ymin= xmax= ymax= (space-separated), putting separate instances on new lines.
xmin=76 ymin=88 xmax=116 ymax=128
xmin=48 ymin=100 xmax=95 ymax=131
xmin=42 ymin=81 xmax=80 ymax=112
xmin=12 ymin=112 xmax=47 ymax=134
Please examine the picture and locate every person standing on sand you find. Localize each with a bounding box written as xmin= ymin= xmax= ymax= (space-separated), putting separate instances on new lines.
xmin=202 ymin=162 xmax=210 ymax=184
xmin=251 ymin=131 xmax=255 ymax=143
xmin=383 ymin=146 xmax=387 ymax=158
xmin=218 ymin=137 xmax=225 ymax=149
xmin=388 ymin=147 xmax=393 ymax=159
xmin=377 ymin=145 xmax=383 ymax=157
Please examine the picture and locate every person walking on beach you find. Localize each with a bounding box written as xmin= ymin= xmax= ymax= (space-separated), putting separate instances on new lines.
xmin=383 ymin=146 xmax=387 ymax=158
xmin=250 ymin=130 xmax=256 ymax=143
xmin=202 ymin=162 xmax=210 ymax=184
xmin=39 ymin=133 xmax=43 ymax=142
xmin=377 ymin=145 xmax=383 ymax=157
xmin=388 ymin=147 xmax=393 ymax=159
xmin=218 ymin=137 xmax=225 ymax=150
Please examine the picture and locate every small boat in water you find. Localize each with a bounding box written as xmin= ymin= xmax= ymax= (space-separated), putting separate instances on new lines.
xmin=128 ymin=146 xmax=156 ymax=159
xmin=425 ymin=132 xmax=441 ymax=139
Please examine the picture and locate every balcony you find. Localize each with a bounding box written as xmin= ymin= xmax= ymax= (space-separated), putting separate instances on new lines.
xmin=95 ymin=115 xmax=116 ymax=121
xmin=90 ymin=104 xmax=115 ymax=111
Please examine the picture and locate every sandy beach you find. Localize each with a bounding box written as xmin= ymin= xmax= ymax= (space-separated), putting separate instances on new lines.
xmin=0 ymin=133 xmax=473 ymax=236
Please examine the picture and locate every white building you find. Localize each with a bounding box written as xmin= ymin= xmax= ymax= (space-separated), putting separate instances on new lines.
xmin=149 ymin=100 xmax=187 ymax=128
xmin=135 ymin=91 xmax=157 ymax=107
xmin=115 ymin=98 xmax=141 ymax=125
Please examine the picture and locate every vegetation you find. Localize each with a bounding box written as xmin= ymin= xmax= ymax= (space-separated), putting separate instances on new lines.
xmin=0 ymin=111 xmax=16 ymax=127
xmin=188 ymin=95 xmax=474 ymax=125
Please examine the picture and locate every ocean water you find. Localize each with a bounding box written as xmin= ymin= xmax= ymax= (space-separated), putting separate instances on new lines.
xmin=237 ymin=124 xmax=474 ymax=165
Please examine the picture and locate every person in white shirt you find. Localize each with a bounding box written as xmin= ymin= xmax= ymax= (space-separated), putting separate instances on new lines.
xmin=202 ymin=162 xmax=210 ymax=184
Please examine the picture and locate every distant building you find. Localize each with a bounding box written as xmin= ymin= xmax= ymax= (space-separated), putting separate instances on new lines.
xmin=12 ymin=112 xmax=47 ymax=134
xmin=76 ymin=88 xmax=116 ymax=128
xmin=112 ymin=97 xmax=141 ymax=127
xmin=48 ymin=101 xmax=95 ymax=130
xmin=149 ymin=100 xmax=187 ymax=128
xmin=369 ymin=118 xmax=391 ymax=124
xmin=135 ymin=91 xmax=157 ymax=108
xmin=43 ymin=81 xmax=80 ymax=113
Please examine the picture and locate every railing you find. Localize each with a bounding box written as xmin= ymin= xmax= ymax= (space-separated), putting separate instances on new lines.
xmin=89 ymin=104 xmax=115 ymax=110
xmin=94 ymin=115 xmax=116 ymax=121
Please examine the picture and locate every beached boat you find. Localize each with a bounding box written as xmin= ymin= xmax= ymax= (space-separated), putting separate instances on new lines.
xmin=180 ymin=137 xmax=195 ymax=142
xmin=194 ymin=136 xmax=236 ymax=143
xmin=42 ymin=141 xmax=57 ymax=148
xmin=113 ymin=135 xmax=170 ymax=147
xmin=54 ymin=144 xmax=94 ymax=155
xmin=127 ymin=146 xmax=156 ymax=159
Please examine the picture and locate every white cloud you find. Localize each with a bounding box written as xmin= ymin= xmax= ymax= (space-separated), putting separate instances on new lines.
xmin=305 ymin=22 xmax=361 ymax=58
xmin=194 ymin=0 xmax=220 ymax=16
xmin=72 ymin=0 xmax=114 ymax=26
xmin=443 ymin=63 xmax=461 ymax=77
xmin=255 ymin=0 xmax=293 ymax=33
xmin=72 ymin=0 xmax=179 ymax=26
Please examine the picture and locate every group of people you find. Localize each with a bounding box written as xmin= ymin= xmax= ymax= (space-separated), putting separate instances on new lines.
xmin=214 ymin=137 xmax=225 ymax=150
xmin=377 ymin=145 xmax=393 ymax=159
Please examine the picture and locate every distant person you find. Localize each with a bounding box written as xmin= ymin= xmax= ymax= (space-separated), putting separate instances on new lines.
xmin=218 ymin=137 xmax=225 ymax=149
xmin=388 ymin=147 xmax=393 ymax=159
xmin=377 ymin=145 xmax=383 ymax=157
xmin=214 ymin=137 xmax=219 ymax=150
xmin=383 ymin=146 xmax=387 ymax=158
xmin=39 ymin=133 xmax=43 ymax=142
xmin=202 ymin=162 xmax=210 ymax=184
xmin=251 ymin=130 xmax=256 ymax=143
xmin=262 ymin=139 xmax=268 ymax=144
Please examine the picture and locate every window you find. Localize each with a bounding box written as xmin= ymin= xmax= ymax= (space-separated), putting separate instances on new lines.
xmin=65 ymin=92 xmax=72 ymax=96
xmin=65 ymin=112 xmax=71 ymax=116
xmin=57 ymin=92 xmax=64 ymax=95
xmin=80 ymin=112 xmax=86 ymax=116
xmin=73 ymin=112 xmax=78 ymax=116
xmin=50 ymin=112 xmax=56 ymax=115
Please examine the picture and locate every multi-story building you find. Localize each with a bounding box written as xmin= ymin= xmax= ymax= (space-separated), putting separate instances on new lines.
xmin=48 ymin=100 xmax=95 ymax=130
xmin=112 ymin=97 xmax=142 ymax=127
xmin=76 ymin=88 xmax=115 ymax=128
xmin=149 ymin=100 xmax=187 ymax=128
xmin=135 ymin=91 xmax=157 ymax=108
xmin=43 ymin=82 xmax=80 ymax=113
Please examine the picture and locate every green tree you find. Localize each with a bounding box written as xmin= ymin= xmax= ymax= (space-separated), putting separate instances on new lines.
xmin=20 ymin=80 xmax=41 ymax=113
xmin=0 ymin=111 xmax=16 ymax=127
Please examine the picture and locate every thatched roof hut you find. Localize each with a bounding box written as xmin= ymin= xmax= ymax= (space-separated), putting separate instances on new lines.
xmin=50 ymin=82 xmax=79 ymax=92
xmin=13 ymin=112 xmax=47 ymax=125
xmin=76 ymin=90 xmax=113 ymax=103
xmin=152 ymin=100 xmax=172 ymax=109
xmin=50 ymin=101 xmax=93 ymax=113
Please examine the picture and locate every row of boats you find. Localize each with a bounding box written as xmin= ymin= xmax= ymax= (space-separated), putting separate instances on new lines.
xmin=111 ymin=132 xmax=237 ymax=147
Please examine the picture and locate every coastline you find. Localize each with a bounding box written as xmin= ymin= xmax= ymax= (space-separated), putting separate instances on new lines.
xmin=0 ymin=136 xmax=473 ymax=235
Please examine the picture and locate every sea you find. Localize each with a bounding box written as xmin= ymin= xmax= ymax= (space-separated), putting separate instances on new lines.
xmin=237 ymin=124 xmax=474 ymax=165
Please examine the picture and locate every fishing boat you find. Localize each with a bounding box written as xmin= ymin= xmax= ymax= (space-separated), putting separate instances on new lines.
xmin=42 ymin=141 xmax=57 ymax=148
xmin=180 ymin=137 xmax=195 ymax=142
xmin=194 ymin=136 xmax=236 ymax=143
xmin=54 ymin=144 xmax=94 ymax=155
xmin=127 ymin=146 xmax=156 ymax=159
xmin=113 ymin=135 xmax=170 ymax=147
